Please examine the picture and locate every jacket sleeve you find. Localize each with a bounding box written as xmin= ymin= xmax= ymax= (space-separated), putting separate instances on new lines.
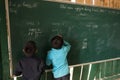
xmin=39 ymin=59 xmax=45 ymax=74
xmin=46 ymin=52 xmax=52 ymax=66
xmin=14 ymin=61 xmax=22 ymax=76
xmin=63 ymin=40 xmax=71 ymax=55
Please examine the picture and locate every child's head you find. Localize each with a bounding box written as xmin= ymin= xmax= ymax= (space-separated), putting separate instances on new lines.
xmin=23 ymin=41 xmax=37 ymax=57
xmin=51 ymin=35 xmax=63 ymax=49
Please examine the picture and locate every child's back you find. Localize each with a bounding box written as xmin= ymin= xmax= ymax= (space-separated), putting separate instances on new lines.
xmin=14 ymin=41 xmax=45 ymax=80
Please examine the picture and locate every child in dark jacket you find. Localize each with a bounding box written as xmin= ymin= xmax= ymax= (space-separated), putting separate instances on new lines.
xmin=14 ymin=41 xmax=45 ymax=80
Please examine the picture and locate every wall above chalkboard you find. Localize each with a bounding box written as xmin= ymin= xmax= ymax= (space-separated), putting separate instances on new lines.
xmin=9 ymin=0 xmax=120 ymax=66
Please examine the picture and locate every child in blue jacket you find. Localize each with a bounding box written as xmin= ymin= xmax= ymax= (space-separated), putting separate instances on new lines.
xmin=46 ymin=35 xmax=71 ymax=80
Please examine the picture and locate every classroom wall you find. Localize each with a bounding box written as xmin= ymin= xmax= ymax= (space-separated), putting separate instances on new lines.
xmin=0 ymin=37 xmax=2 ymax=80
xmin=0 ymin=0 xmax=3 ymax=80
xmin=63 ymin=0 xmax=120 ymax=9
xmin=0 ymin=0 xmax=10 ymax=80
xmin=0 ymin=0 xmax=120 ymax=80
xmin=9 ymin=1 xmax=120 ymax=80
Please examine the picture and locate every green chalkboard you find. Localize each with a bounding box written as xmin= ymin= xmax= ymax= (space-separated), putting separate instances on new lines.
xmin=9 ymin=0 xmax=120 ymax=67
xmin=0 ymin=15 xmax=1 ymax=79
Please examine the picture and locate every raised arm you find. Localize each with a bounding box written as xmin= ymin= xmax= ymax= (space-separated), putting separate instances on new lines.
xmin=63 ymin=40 xmax=71 ymax=54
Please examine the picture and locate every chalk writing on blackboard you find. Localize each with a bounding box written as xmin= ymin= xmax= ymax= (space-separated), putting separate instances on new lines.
xmin=9 ymin=1 xmax=39 ymax=8
xmin=28 ymin=28 xmax=42 ymax=39
xmin=10 ymin=8 xmax=17 ymax=14
xmin=9 ymin=2 xmax=39 ymax=14
xmin=59 ymin=4 xmax=120 ymax=14
xmin=24 ymin=21 xmax=42 ymax=39
xmin=52 ymin=23 xmax=61 ymax=33
xmin=26 ymin=21 xmax=40 ymax=26
xmin=23 ymin=2 xmax=38 ymax=8
xmin=82 ymin=38 xmax=88 ymax=49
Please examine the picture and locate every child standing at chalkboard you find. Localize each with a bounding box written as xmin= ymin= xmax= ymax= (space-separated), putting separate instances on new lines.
xmin=14 ymin=41 xmax=45 ymax=80
xmin=46 ymin=35 xmax=71 ymax=80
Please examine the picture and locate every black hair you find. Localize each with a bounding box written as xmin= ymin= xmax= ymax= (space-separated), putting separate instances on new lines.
xmin=51 ymin=36 xmax=63 ymax=49
xmin=23 ymin=41 xmax=37 ymax=57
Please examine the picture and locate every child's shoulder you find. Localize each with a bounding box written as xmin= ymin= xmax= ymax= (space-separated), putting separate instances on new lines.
xmin=33 ymin=56 xmax=43 ymax=61
xmin=48 ymin=48 xmax=56 ymax=53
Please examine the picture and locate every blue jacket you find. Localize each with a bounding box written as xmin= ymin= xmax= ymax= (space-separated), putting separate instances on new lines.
xmin=46 ymin=41 xmax=71 ymax=78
